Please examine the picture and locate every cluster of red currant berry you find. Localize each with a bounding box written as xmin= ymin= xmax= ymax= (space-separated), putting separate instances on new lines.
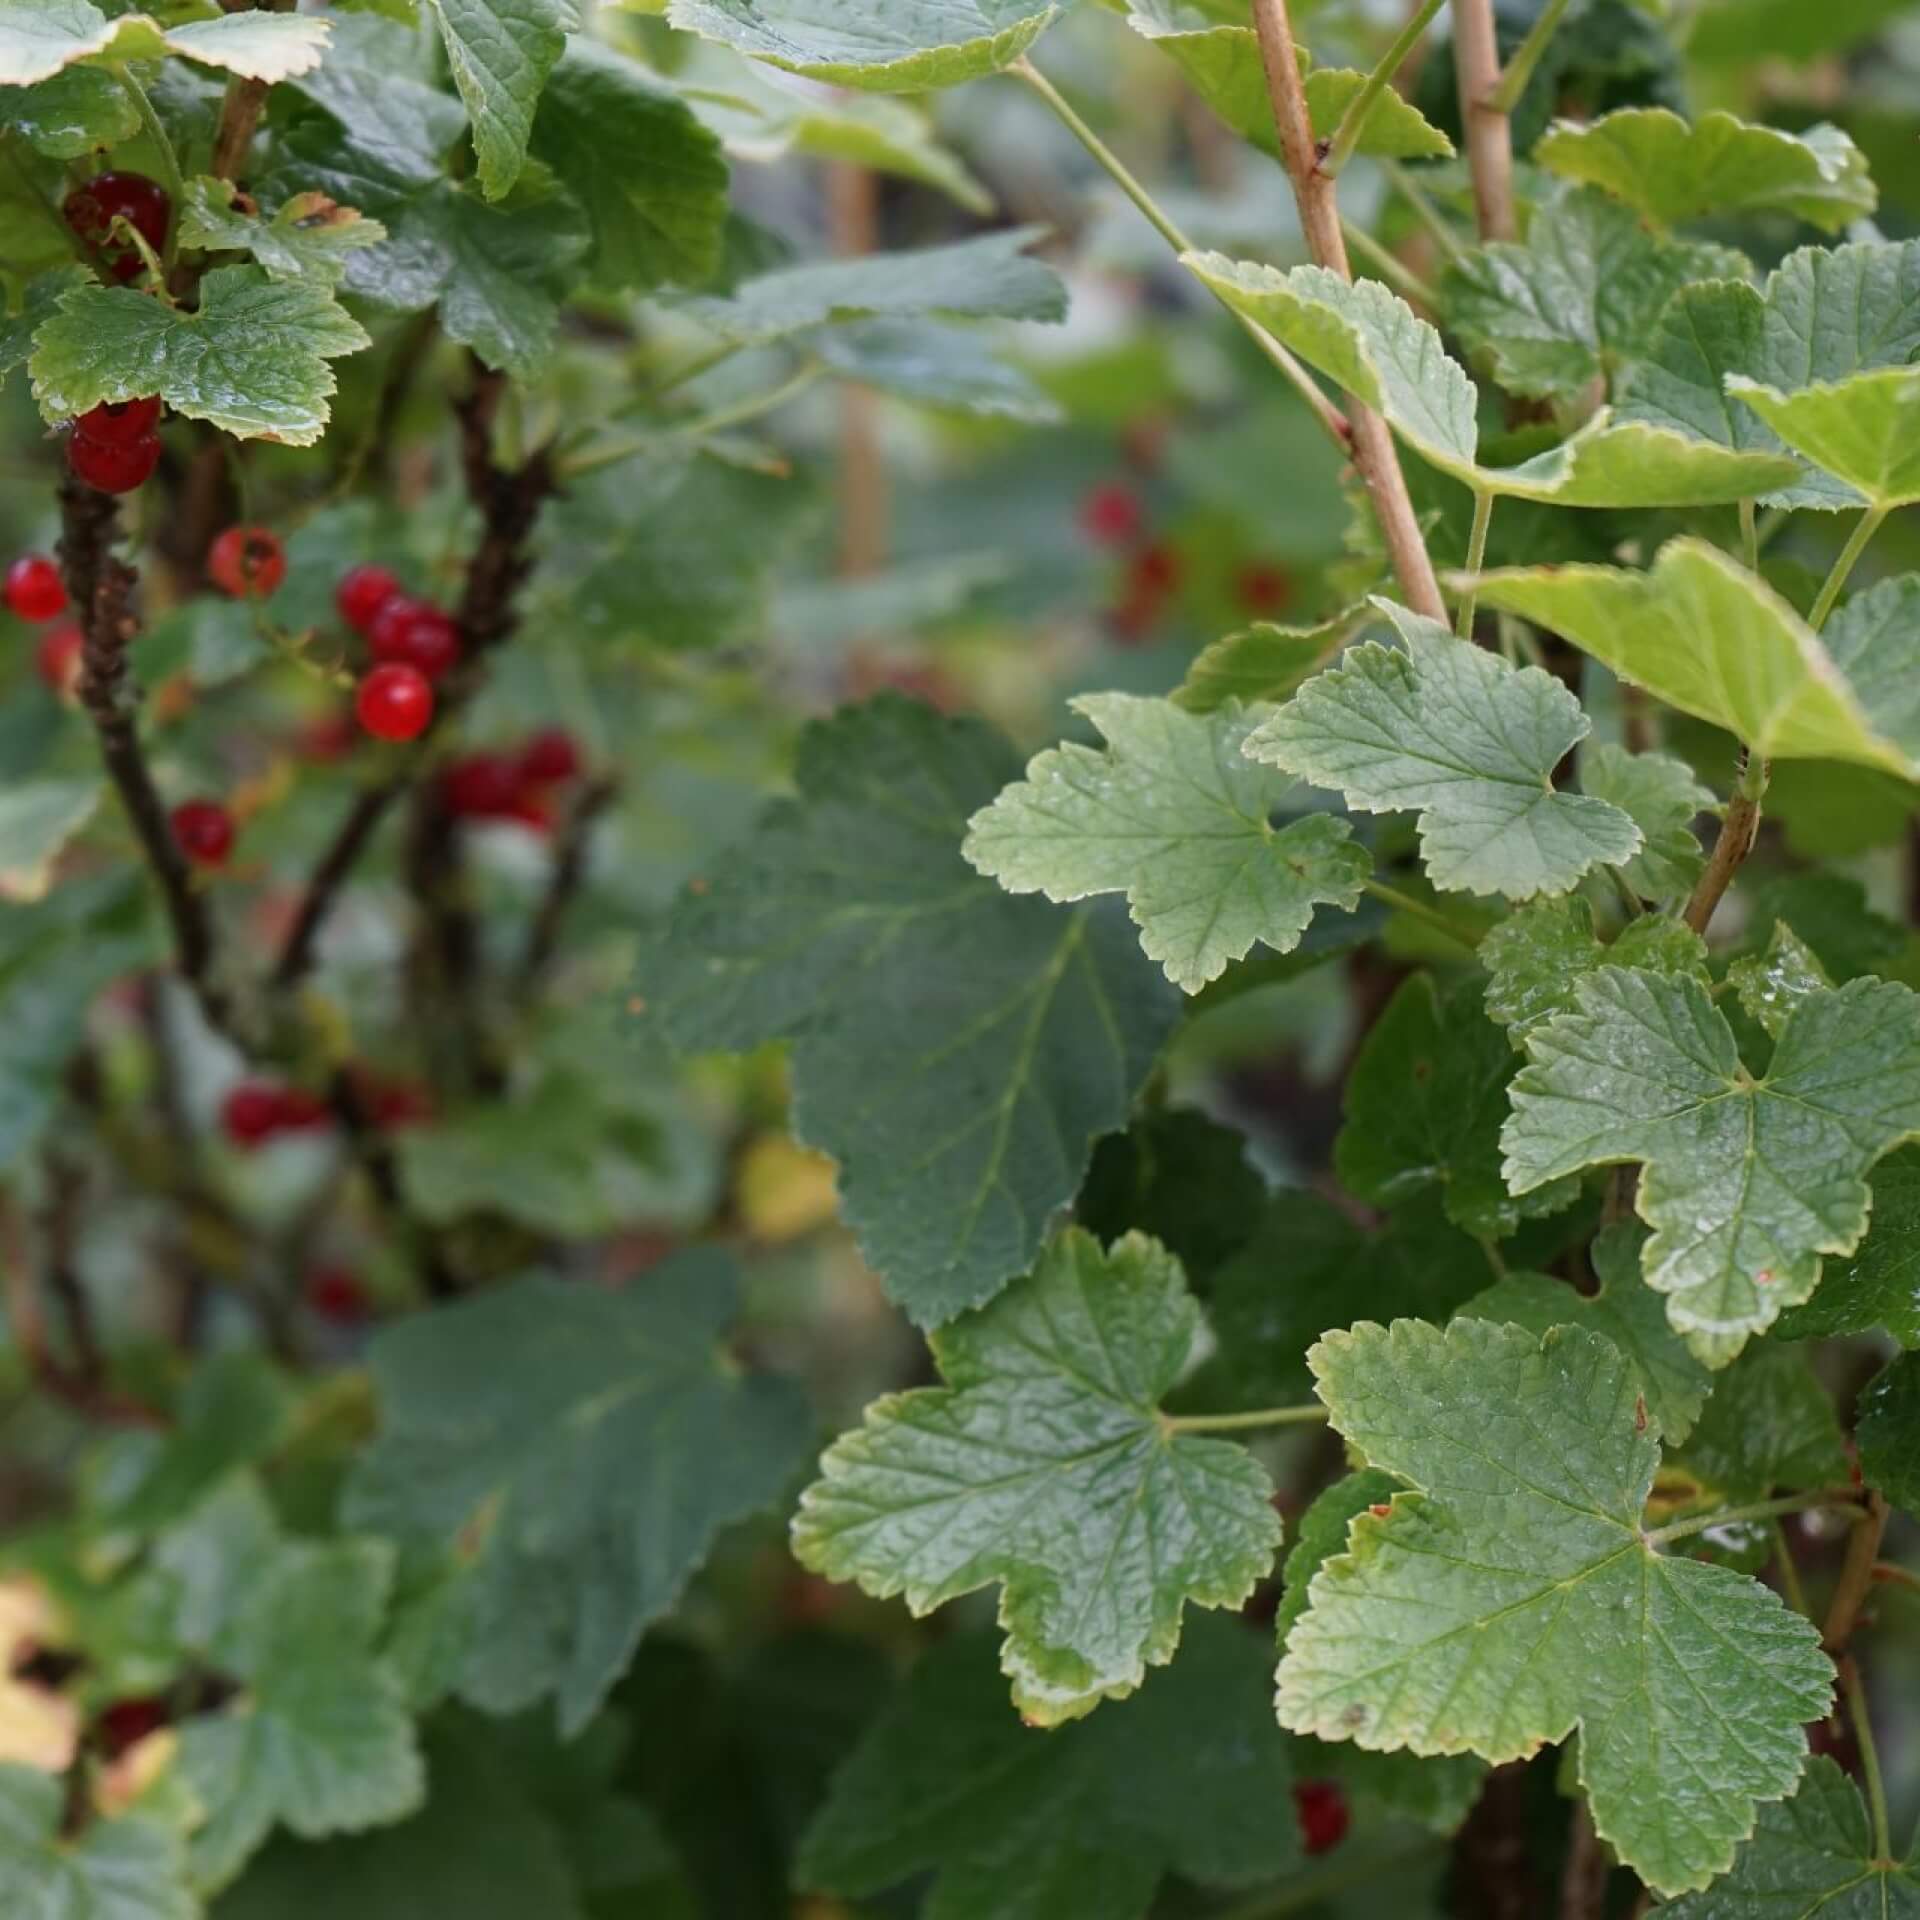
xmin=66 ymin=395 xmax=164 ymax=495
xmin=440 ymin=729 xmax=583 ymax=829
xmin=219 ymin=1080 xmax=332 ymax=1149
xmin=3 ymin=552 xmax=84 ymax=695
xmin=336 ymin=565 xmax=458 ymax=743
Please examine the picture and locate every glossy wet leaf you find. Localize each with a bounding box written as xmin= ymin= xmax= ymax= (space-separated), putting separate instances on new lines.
xmin=0 ymin=65 xmax=136 ymax=158
xmin=1726 ymin=924 xmax=1832 ymax=1039
xmin=792 ymin=1230 xmax=1282 ymax=1724
xmin=1277 ymin=1317 xmax=1832 ymax=1894
xmin=1777 ymin=1149 xmax=1920 ymax=1346
xmin=177 ymin=178 xmax=388 ymax=287
xmin=1480 ymin=897 xmax=1708 ymax=1044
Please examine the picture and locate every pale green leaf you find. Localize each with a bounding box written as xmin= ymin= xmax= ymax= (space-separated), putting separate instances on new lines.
xmin=1503 ymin=967 xmax=1920 ymax=1363
xmin=1727 ymin=924 xmax=1833 ymax=1039
xmin=635 ymin=697 xmax=1178 ymax=1327
xmin=1246 ymin=599 xmax=1640 ymax=899
xmin=347 ymin=1255 xmax=810 ymax=1733
xmin=29 ymin=265 xmax=369 ymax=445
xmin=813 ymin=319 xmax=1060 ymax=421
xmin=665 ymin=0 xmax=1061 ymax=90
xmin=1823 ymin=574 xmax=1920 ymax=764
xmin=963 ymin=695 xmax=1370 ymax=992
xmin=1728 ymin=366 xmax=1920 ymax=510
xmin=0 ymin=2 xmax=329 ymax=84
xmin=1581 ymin=743 xmax=1711 ymax=902
xmin=421 ymin=0 xmax=572 ymax=200
xmin=1278 ymin=1317 xmax=1832 ymax=1894
xmin=1777 ymin=1148 xmax=1920 ymax=1347
xmin=1689 ymin=0 xmax=1916 ymax=61
xmin=0 ymin=1766 xmax=194 ymax=1920
xmin=1536 ymin=108 xmax=1876 ymax=233
xmin=1659 ymin=1755 xmax=1920 ymax=1918
xmin=1473 ymin=539 xmax=1920 ymax=778
xmin=798 ymin=1617 xmax=1300 ymax=1920
xmin=1480 ymin=895 xmax=1708 ymax=1044
xmin=1857 ymin=1354 xmax=1920 ymax=1514
xmin=1675 ymin=1340 xmax=1848 ymax=1502
xmin=792 ymin=1230 xmax=1282 ymax=1725
xmin=0 ymin=778 xmax=100 ymax=901
xmin=177 ymin=178 xmax=387 ymax=288
xmin=1173 ymin=607 xmax=1361 ymax=714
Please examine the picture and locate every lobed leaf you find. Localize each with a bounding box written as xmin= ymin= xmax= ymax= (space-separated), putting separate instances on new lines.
xmin=177 ymin=178 xmax=388 ymax=288
xmin=422 ymin=0 xmax=574 ymax=200
xmin=0 ymin=1767 xmax=194 ymax=1920
xmin=1727 ymin=366 xmax=1920 ymax=510
xmin=1480 ymin=896 xmax=1708 ymax=1044
xmin=0 ymin=1 xmax=329 ymax=85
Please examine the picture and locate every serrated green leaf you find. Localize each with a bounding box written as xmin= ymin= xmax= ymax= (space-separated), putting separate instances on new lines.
xmin=1857 ymin=1353 xmax=1920 ymax=1513
xmin=1444 ymin=185 xmax=1745 ymax=402
xmin=1659 ymin=1755 xmax=1920 ymax=1918
xmin=1247 ymin=600 xmax=1639 ymax=899
xmin=1727 ymin=924 xmax=1833 ymax=1039
xmin=1480 ymin=895 xmax=1709 ymax=1044
xmin=813 ymin=319 xmax=1060 ymax=421
xmin=1823 ymin=575 xmax=1920 ymax=765
xmin=29 ymin=266 xmax=368 ymax=445
xmin=665 ymin=0 xmax=1061 ymax=90
xmin=176 ymin=178 xmax=386 ymax=287
xmin=421 ymin=0 xmax=572 ymax=200
xmin=0 ymin=2 xmax=330 ymax=84
xmin=1182 ymin=256 xmax=1802 ymax=505
xmin=1474 ymin=540 xmax=1920 ymax=778
xmin=347 ymin=1255 xmax=810 ymax=1734
xmin=1278 ymin=1317 xmax=1832 ymax=1894
xmin=1457 ymin=1226 xmax=1712 ymax=1443
xmin=1581 ymin=744 xmax=1711 ymax=901
xmin=0 ymin=1766 xmax=195 ymax=1920
xmin=799 ymin=1616 xmax=1299 ymax=1920
xmin=1675 ymin=1340 xmax=1848 ymax=1502
xmin=1503 ymin=967 xmax=1920 ymax=1363
xmin=1173 ymin=607 xmax=1360 ymax=714
xmin=1276 ymin=1469 xmax=1402 ymax=1654
xmin=1336 ymin=974 xmax=1578 ymax=1237
xmin=1728 ymin=366 xmax=1920 ymax=510
xmin=793 ymin=1230 xmax=1281 ymax=1724
xmin=1 ymin=266 xmax=89 ymax=388
xmin=964 ymin=695 xmax=1370 ymax=992
xmin=176 ymin=1535 xmax=423 ymax=1891
xmin=530 ymin=39 xmax=729 ymax=292
xmin=1777 ymin=1148 xmax=1920 ymax=1347
xmin=1536 ymin=108 xmax=1875 ymax=233
xmin=0 ymin=64 xmax=137 ymax=157
xmin=636 ymin=697 xmax=1177 ymax=1327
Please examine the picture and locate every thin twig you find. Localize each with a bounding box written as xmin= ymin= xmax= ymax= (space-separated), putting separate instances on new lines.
xmin=1162 ymin=1403 xmax=1329 ymax=1434
xmin=207 ymin=0 xmax=295 ymax=184
xmin=1824 ymin=1491 xmax=1891 ymax=1656
xmin=518 ymin=777 xmax=617 ymax=996
xmin=1839 ymin=1654 xmax=1892 ymax=1860
xmin=1451 ymin=0 xmax=1517 ymax=241
xmin=1682 ymin=748 xmax=1769 ymax=937
xmin=1247 ymin=0 xmax=1446 ymax=622
xmin=327 ymin=1068 xmax=462 ymax=1301
xmin=270 ymin=779 xmax=407 ymax=989
xmin=1809 ymin=506 xmax=1888 ymax=630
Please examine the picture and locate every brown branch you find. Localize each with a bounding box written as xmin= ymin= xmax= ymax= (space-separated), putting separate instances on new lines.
xmin=1683 ymin=750 xmax=1769 ymax=937
xmin=1247 ymin=0 xmax=1446 ymax=623
xmin=270 ymin=779 xmax=407 ymax=988
xmin=59 ymin=479 xmax=231 ymax=1035
xmin=207 ymin=0 xmax=296 ymax=184
xmin=327 ymin=1068 xmax=462 ymax=1301
xmin=1451 ymin=0 xmax=1517 ymax=242
xmin=403 ymin=779 xmax=503 ymax=1095
xmin=518 ymin=777 xmax=617 ymax=996
xmin=1824 ymin=1491 xmax=1891 ymax=1657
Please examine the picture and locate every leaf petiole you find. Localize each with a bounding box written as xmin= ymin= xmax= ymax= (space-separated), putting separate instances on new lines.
xmin=1808 ymin=505 xmax=1889 ymax=630
xmin=1643 ymin=1488 xmax=1861 ymax=1547
xmin=1162 ymin=1404 xmax=1330 ymax=1435
xmin=1320 ymin=0 xmax=1448 ymax=178
xmin=114 ymin=67 xmax=186 ymax=256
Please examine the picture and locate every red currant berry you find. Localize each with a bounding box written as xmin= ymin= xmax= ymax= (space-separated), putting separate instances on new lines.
xmin=517 ymin=728 xmax=581 ymax=786
xmin=369 ymin=598 xmax=460 ymax=680
xmin=1078 ymin=483 xmax=1144 ymax=548
xmin=67 ymin=429 xmax=160 ymax=495
xmin=97 ymin=1697 xmax=170 ymax=1760
xmin=442 ymin=752 xmax=523 ymax=820
xmin=501 ymin=788 xmax=555 ymax=834
xmin=306 ymin=1266 xmax=370 ymax=1326
xmin=356 ymin=663 xmax=433 ymax=742
xmin=74 ymin=397 xmax=162 ymax=447
xmin=5 ymin=554 xmax=66 ymax=621
xmin=1130 ymin=542 xmax=1182 ymax=598
xmin=170 ymin=799 xmax=234 ymax=868
xmin=274 ymin=1087 xmax=332 ymax=1132
xmin=297 ymin=709 xmax=357 ymax=764
xmin=336 ymin=564 xmax=401 ymax=634
xmin=221 ymin=1082 xmax=284 ymax=1149
xmin=1292 ymin=1781 xmax=1350 ymax=1857
xmin=207 ymin=525 xmax=286 ymax=600
xmin=63 ymin=171 xmax=171 ymax=282
xmin=36 ymin=624 xmax=82 ymax=695
xmin=1234 ymin=562 xmax=1293 ymax=618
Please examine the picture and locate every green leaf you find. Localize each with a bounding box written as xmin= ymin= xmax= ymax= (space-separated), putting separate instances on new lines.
xmin=1458 ymin=1226 xmax=1713 ymax=1442
xmin=1823 ymin=575 xmax=1920 ymax=765
xmin=1728 ymin=366 xmax=1920 ymax=510
xmin=421 ymin=0 xmax=573 ymax=200
xmin=0 ymin=1766 xmax=194 ymax=1920
xmin=1503 ymin=967 xmax=1920 ymax=1364
xmin=1689 ymin=0 xmax=1915 ymax=61
xmin=1444 ymin=185 xmax=1745 ymax=402
xmin=1247 ymin=600 xmax=1639 ymax=899
xmin=686 ymin=225 xmax=1066 ymax=344
xmin=1 ymin=267 xmax=89 ymax=389
xmin=1777 ymin=1148 xmax=1920 ymax=1346
xmin=1857 ymin=1353 xmax=1920 ymax=1513
xmin=792 ymin=1229 xmax=1282 ymax=1724
xmin=347 ymin=1255 xmax=810 ymax=1734
xmin=814 ymin=319 xmax=1060 ymax=421
xmin=176 ymin=1535 xmax=423 ymax=1891
xmin=963 ymin=695 xmax=1370 ymax=993
xmin=1536 ymin=108 xmax=1876 ymax=233
xmin=1336 ymin=974 xmax=1579 ymax=1238
xmin=1480 ymin=896 xmax=1708 ymax=1044
xmin=0 ymin=64 xmax=137 ymax=158
xmin=665 ymin=0 xmax=1061 ymax=90
xmin=29 ymin=266 xmax=369 ymax=446
xmin=1474 ymin=539 xmax=1920 ymax=779
xmin=176 ymin=178 xmax=387 ymax=287
xmin=530 ymin=40 xmax=729 ymax=292
xmin=1182 ymin=256 xmax=1802 ymax=505
xmin=1658 ymin=1755 xmax=1920 ymax=1918
xmin=1277 ymin=1317 xmax=1832 ymax=1895
xmin=0 ymin=3 xmax=330 ymax=85
xmin=799 ymin=1616 xmax=1299 ymax=1920
xmin=0 ymin=777 xmax=100 ymax=899
xmin=1173 ymin=607 xmax=1361 ymax=714
xmin=636 ymin=697 xmax=1178 ymax=1327
xmin=1674 ymin=1340 xmax=1848 ymax=1502
xmin=1581 ymin=744 xmax=1712 ymax=902
xmin=1276 ymin=1469 xmax=1403 ymax=1654
xmin=1726 ymin=924 xmax=1833 ymax=1039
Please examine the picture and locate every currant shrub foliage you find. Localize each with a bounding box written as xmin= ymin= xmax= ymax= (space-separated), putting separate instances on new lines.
xmin=5 ymin=0 xmax=1920 ymax=1913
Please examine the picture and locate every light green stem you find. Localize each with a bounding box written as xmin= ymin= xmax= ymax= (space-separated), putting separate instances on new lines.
xmin=1808 ymin=505 xmax=1889 ymax=630
xmin=1381 ymin=159 xmax=1469 ymax=264
xmin=1162 ymin=1404 xmax=1329 ymax=1435
xmin=1457 ymin=488 xmax=1494 ymax=639
xmin=1488 ymin=0 xmax=1578 ymax=113
xmin=1739 ymin=497 xmax=1759 ymax=574
xmin=1645 ymin=1490 xmax=1856 ymax=1546
xmin=1321 ymin=0 xmax=1448 ymax=177
xmin=1843 ymin=1657 xmax=1893 ymax=1862
xmin=115 ymin=67 xmax=185 ymax=250
xmin=1364 ymin=878 xmax=1482 ymax=949
xmin=1340 ymin=216 xmax=1436 ymax=307
xmin=562 ymin=365 xmax=823 ymax=477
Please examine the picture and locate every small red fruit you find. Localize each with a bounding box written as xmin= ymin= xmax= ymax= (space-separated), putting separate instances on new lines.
xmin=5 ymin=554 xmax=66 ymax=621
xmin=170 ymin=799 xmax=234 ymax=868
xmin=369 ymin=598 xmax=460 ymax=679
xmin=1235 ymin=562 xmax=1293 ymax=617
xmin=221 ymin=1082 xmax=284 ymax=1149
xmin=336 ymin=564 xmax=401 ymax=634
xmin=63 ymin=171 xmax=171 ymax=282
xmin=97 ymin=1697 xmax=170 ymax=1760
xmin=74 ymin=397 xmax=162 ymax=447
xmin=306 ymin=1266 xmax=370 ymax=1326
xmin=36 ymin=624 xmax=82 ymax=695
xmin=207 ymin=525 xmax=286 ymax=600
xmin=68 ymin=429 xmax=161 ymax=495
xmin=442 ymin=752 xmax=523 ymax=820
xmin=297 ymin=709 xmax=356 ymax=764
xmin=274 ymin=1087 xmax=331 ymax=1132
xmin=1078 ymin=483 xmax=1144 ymax=548
xmin=1130 ymin=542 xmax=1182 ymax=598
xmin=1292 ymin=1780 xmax=1350 ymax=1857
xmin=356 ymin=663 xmax=433 ymax=742
xmin=517 ymin=728 xmax=581 ymax=786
